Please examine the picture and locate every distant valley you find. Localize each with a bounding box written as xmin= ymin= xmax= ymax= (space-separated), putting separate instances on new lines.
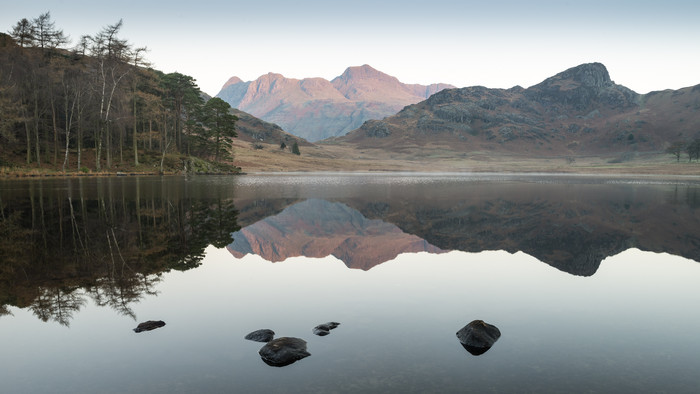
xmin=217 ymin=65 xmax=454 ymax=142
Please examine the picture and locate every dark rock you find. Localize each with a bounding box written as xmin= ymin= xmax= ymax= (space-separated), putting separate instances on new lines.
xmin=362 ymin=120 xmax=391 ymax=138
xmin=133 ymin=320 xmax=166 ymax=333
xmin=313 ymin=322 xmax=340 ymax=336
xmin=525 ymin=63 xmax=639 ymax=111
xmin=259 ymin=337 xmax=311 ymax=367
xmin=456 ymin=320 xmax=500 ymax=356
xmin=245 ymin=329 xmax=275 ymax=342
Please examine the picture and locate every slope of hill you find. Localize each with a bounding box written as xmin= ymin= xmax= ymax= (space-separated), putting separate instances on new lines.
xmin=216 ymin=65 xmax=454 ymax=142
xmin=230 ymin=107 xmax=312 ymax=147
xmin=328 ymin=63 xmax=700 ymax=159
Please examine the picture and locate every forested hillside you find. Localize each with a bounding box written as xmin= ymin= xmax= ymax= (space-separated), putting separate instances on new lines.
xmin=0 ymin=13 xmax=239 ymax=174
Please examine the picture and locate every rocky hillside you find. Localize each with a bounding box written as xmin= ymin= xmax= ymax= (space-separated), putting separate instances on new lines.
xmin=230 ymin=107 xmax=313 ymax=147
xmin=216 ymin=65 xmax=454 ymax=142
xmin=330 ymin=63 xmax=700 ymax=157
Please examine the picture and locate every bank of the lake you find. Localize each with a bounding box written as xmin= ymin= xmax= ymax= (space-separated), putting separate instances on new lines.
xmin=2 ymin=139 xmax=699 ymax=177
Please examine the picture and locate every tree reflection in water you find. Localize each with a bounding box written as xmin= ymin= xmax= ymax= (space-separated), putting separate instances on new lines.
xmin=0 ymin=177 xmax=240 ymax=326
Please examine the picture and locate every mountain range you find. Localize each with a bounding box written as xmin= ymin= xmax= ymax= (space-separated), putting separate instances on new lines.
xmin=327 ymin=63 xmax=700 ymax=158
xmin=217 ymin=65 xmax=454 ymax=142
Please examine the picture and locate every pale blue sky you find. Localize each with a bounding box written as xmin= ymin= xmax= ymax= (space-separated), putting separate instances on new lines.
xmin=2 ymin=1 xmax=699 ymax=96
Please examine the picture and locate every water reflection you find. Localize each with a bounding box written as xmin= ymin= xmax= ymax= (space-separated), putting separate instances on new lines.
xmin=2 ymin=174 xmax=700 ymax=327
xmin=1 ymin=174 xmax=700 ymax=392
xmin=228 ymin=199 xmax=445 ymax=270
xmin=229 ymin=177 xmax=700 ymax=275
xmin=0 ymin=177 xmax=240 ymax=325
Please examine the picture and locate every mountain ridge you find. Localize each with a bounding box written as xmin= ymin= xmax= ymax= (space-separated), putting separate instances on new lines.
xmin=216 ymin=65 xmax=455 ymax=142
xmin=328 ymin=62 xmax=700 ymax=158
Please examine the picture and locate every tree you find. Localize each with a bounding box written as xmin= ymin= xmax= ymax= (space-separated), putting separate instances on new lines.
xmin=130 ymin=46 xmax=149 ymax=166
xmin=32 ymin=12 xmax=68 ymax=50
xmin=161 ymin=72 xmax=201 ymax=154
xmin=89 ymin=19 xmax=132 ymax=170
xmin=666 ymin=141 xmax=685 ymax=163
xmin=201 ymin=97 xmax=238 ymax=162
xmin=292 ymin=141 xmax=300 ymax=155
xmin=9 ymin=18 xmax=34 ymax=47
xmin=686 ymin=139 xmax=700 ymax=162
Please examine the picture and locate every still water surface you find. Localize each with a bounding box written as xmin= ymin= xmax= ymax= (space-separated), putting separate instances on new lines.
xmin=1 ymin=173 xmax=700 ymax=393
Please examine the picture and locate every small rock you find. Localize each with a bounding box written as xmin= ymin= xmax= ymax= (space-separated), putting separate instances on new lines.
xmin=313 ymin=322 xmax=340 ymax=336
xmin=456 ymin=320 xmax=501 ymax=356
xmin=245 ymin=329 xmax=275 ymax=343
xmin=133 ymin=320 xmax=166 ymax=333
xmin=259 ymin=337 xmax=311 ymax=367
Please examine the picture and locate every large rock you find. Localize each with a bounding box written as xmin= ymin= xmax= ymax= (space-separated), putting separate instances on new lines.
xmin=245 ymin=329 xmax=275 ymax=342
xmin=259 ymin=337 xmax=311 ymax=367
xmin=456 ymin=320 xmax=501 ymax=356
xmin=312 ymin=322 xmax=340 ymax=336
xmin=133 ymin=320 xmax=166 ymax=333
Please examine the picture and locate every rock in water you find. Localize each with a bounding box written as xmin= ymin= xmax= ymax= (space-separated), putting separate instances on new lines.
xmin=133 ymin=320 xmax=166 ymax=333
xmin=456 ymin=320 xmax=501 ymax=356
xmin=245 ymin=329 xmax=275 ymax=342
xmin=313 ymin=322 xmax=340 ymax=336
xmin=259 ymin=337 xmax=311 ymax=367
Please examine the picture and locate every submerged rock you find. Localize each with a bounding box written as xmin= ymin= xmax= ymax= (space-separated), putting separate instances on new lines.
xmin=259 ymin=337 xmax=311 ymax=367
xmin=313 ymin=322 xmax=340 ymax=336
xmin=245 ymin=329 xmax=275 ymax=343
xmin=133 ymin=320 xmax=166 ymax=333
xmin=456 ymin=320 xmax=501 ymax=356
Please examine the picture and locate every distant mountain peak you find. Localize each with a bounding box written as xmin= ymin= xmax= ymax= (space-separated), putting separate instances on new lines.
xmin=526 ymin=62 xmax=637 ymax=110
xmin=258 ymin=72 xmax=286 ymax=82
xmin=541 ymin=62 xmax=612 ymax=89
xmin=221 ymin=76 xmax=244 ymax=90
xmin=335 ymin=64 xmax=394 ymax=82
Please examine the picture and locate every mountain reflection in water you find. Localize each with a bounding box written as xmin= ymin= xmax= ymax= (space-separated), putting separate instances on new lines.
xmin=228 ymin=199 xmax=446 ymax=270
xmin=229 ymin=176 xmax=700 ymax=276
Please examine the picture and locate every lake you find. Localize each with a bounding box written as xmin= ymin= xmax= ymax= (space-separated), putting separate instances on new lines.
xmin=1 ymin=173 xmax=700 ymax=393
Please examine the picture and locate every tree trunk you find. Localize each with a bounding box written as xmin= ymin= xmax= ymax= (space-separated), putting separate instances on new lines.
xmin=51 ymin=95 xmax=59 ymax=166
xmin=23 ymin=110 xmax=32 ymax=164
xmin=119 ymin=124 xmax=124 ymax=165
xmin=62 ymin=88 xmax=77 ymax=172
xmin=33 ymin=94 xmax=41 ymax=166
xmin=95 ymin=120 xmax=102 ymax=171
xmin=133 ymin=88 xmax=139 ymax=166
xmin=106 ymin=123 xmax=112 ymax=169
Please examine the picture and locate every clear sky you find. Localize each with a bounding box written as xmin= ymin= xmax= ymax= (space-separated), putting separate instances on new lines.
xmin=2 ymin=1 xmax=699 ymax=96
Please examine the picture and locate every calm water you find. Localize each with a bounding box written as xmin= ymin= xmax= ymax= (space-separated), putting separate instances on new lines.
xmin=1 ymin=173 xmax=700 ymax=393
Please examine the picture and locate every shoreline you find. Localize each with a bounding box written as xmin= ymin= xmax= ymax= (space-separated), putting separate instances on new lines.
xmin=0 ymin=169 xmax=242 ymax=179
xmin=3 ymin=166 xmax=699 ymax=180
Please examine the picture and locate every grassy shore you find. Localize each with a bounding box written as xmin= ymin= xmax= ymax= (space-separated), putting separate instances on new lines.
xmin=3 ymin=140 xmax=699 ymax=178
xmin=0 ymin=150 xmax=241 ymax=178
xmin=230 ymin=139 xmax=700 ymax=176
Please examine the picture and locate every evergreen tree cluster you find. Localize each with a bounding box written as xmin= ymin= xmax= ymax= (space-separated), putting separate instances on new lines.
xmin=666 ymin=138 xmax=700 ymax=163
xmin=0 ymin=13 xmax=237 ymax=172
